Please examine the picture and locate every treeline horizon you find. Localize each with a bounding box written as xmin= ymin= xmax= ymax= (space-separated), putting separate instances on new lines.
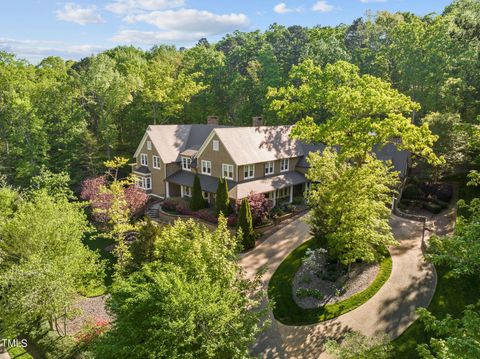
xmin=0 ymin=0 xmax=478 ymax=189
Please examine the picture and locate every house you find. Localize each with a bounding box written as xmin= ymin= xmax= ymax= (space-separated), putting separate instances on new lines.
xmin=132 ymin=116 xmax=409 ymax=206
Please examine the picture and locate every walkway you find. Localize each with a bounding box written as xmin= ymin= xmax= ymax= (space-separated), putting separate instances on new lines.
xmin=240 ymin=213 xmax=438 ymax=359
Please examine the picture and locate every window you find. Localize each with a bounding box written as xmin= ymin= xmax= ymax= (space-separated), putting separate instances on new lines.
xmin=182 ymin=185 xmax=192 ymax=197
xmin=181 ymin=157 xmax=191 ymax=171
xmin=244 ymin=164 xmax=254 ymax=179
xmin=201 ymin=160 xmax=212 ymax=175
xmin=153 ymin=155 xmax=161 ymax=169
xmin=277 ymin=187 xmax=291 ymax=198
xmin=280 ymin=159 xmax=289 ymax=172
xmin=265 ymin=161 xmax=274 ymax=175
xmin=203 ymin=191 xmax=209 ymax=200
xmin=146 ymin=140 xmax=152 ymax=150
xmin=222 ymin=164 xmax=234 ymax=180
xmin=213 ymin=140 xmax=219 ymax=151
xmin=137 ymin=176 xmax=152 ymax=190
xmin=140 ymin=153 xmax=148 ymax=166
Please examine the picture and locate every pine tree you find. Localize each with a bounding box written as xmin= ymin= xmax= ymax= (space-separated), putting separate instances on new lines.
xmin=237 ymin=198 xmax=256 ymax=250
xmin=190 ymin=175 xmax=206 ymax=211
xmin=215 ymin=177 xmax=232 ymax=215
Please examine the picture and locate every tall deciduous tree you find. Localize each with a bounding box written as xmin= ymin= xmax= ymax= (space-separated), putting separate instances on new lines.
xmin=307 ymin=148 xmax=398 ymax=266
xmin=0 ymin=190 xmax=104 ymax=336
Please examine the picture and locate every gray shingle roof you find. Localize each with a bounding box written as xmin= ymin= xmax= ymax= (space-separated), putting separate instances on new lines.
xmin=235 ymin=172 xmax=306 ymax=199
xmin=166 ymin=171 xmax=236 ymax=196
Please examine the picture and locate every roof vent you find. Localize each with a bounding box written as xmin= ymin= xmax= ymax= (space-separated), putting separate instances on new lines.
xmin=252 ymin=116 xmax=265 ymax=126
xmin=207 ymin=116 xmax=219 ymax=125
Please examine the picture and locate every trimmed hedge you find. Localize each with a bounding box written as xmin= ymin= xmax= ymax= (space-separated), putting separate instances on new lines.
xmin=268 ymin=238 xmax=392 ymax=325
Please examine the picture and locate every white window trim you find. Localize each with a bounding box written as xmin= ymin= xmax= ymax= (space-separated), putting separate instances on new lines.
xmin=222 ymin=163 xmax=234 ymax=180
xmin=146 ymin=141 xmax=152 ymax=150
xmin=244 ymin=164 xmax=255 ymax=180
xmin=213 ymin=140 xmax=219 ymax=151
xmin=201 ymin=160 xmax=212 ymax=175
xmin=265 ymin=161 xmax=274 ymax=175
xmin=182 ymin=185 xmax=192 ymax=197
xmin=280 ymin=158 xmax=289 ymax=172
xmin=140 ymin=153 xmax=148 ymax=166
xmin=137 ymin=176 xmax=152 ymax=190
xmin=181 ymin=157 xmax=191 ymax=171
xmin=152 ymin=155 xmax=161 ymax=169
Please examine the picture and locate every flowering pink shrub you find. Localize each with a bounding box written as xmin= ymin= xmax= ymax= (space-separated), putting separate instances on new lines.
xmin=80 ymin=176 xmax=147 ymax=223
xmin=197 ymin=209 xmax=218 ymax=224
xmin=237 ymin=192 xmax=273 ymax=226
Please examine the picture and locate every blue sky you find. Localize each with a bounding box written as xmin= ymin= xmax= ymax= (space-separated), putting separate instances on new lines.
xmin=0 ymin=0 xmax=452 ymax=63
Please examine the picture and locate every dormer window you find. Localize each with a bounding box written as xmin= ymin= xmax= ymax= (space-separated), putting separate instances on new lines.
xmin=280 ymin=159 xmax=289 ymax=172
xmin=147 ymin=140 xmax=152 ymax=150
xmin=213 ymin=140 xmax=219 ymax=151
xmin=140 ymin=153 xmax=148 ymax=166
xmin=181 ymin=157 xmax=191 ymax=171
xmin=265 ymin=161 xmax=274 ymax=175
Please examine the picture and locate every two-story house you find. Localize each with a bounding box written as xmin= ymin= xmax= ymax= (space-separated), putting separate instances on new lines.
xmin=132 ymin=116 xmax=409 ymax=205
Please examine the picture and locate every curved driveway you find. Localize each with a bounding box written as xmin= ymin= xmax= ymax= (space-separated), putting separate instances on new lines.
xmin=240 ymin=213 xmax=438 ymax=359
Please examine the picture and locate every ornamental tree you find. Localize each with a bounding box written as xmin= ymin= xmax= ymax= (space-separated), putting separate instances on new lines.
xmin=240 ymin=192 xmax=273 ymax=226
xmin=190 ymin=174 xmax=206 ymax=211
xmin=93 ymin=217 xmax=267 ymax=358
xmin=237 ymin=197 xmax=256 ymax=250
xmin=307 ymin=148 xmax=398 ymax=266
xmin=215 ymin=177 xmax=232 ymax=216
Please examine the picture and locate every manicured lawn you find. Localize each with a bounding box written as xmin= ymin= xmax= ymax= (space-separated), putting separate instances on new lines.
xmin=392 ymin=172 xmax=480 ymax=357
xmin=268 ymin=238 xmax=392 ymax=325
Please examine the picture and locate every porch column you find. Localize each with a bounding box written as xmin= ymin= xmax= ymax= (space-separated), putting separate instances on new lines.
xmin=273 ymin=190 xmax=276 ymax=207
xmin=289 ymin=185 xmax=293 ymax=203
xmin=180 ymin=185 xmax=184 ymax=198
xmin=166 ymin=181 xmax=170 ymax=198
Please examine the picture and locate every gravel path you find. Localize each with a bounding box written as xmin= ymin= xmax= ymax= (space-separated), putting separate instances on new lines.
xmin=66 ymin=295 xmax=112 ymax=336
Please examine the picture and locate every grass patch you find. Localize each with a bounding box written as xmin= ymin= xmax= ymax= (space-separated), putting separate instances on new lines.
xmin=82 ymin=231 xmax=116 ymax=292
xmin=268 ymin=238 xmax=392 ymax=325
xmin=7 ymin=345 xmax=33 ymax=359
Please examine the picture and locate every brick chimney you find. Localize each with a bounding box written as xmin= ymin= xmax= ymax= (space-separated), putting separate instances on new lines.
xmin=207 ymin=116 xmax=219 ymax=125
xmin=252 ymin=116 xmax=265 ymax=126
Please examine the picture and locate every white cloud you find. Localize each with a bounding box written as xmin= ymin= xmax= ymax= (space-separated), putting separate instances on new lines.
xmin=123 ymin=9 xmax=249 ymax=35
xmin=360 ymin=0 xmax=387 ymax=2
xmin=312 ymin=1 xmax=334 ymax=12
xmin=105 ymin=0 xmax=185 ymax=14
xmin=273 ymin=3 xmax=303 ymax=14
xmin=112 ymin=30 xmax=204 ymax=44
xmin=55 ymin=3 xmax=105 ymax=25
xmin=0 ymin=37 xmax=104 ymax=62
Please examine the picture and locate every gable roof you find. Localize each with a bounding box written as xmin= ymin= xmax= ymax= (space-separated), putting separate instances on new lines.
xmin=213 ymin=126 xmax=305 ymax=166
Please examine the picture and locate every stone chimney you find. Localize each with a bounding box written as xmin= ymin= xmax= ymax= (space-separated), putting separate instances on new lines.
xmin=252 ymin=116 xmax=265 ymax=126
xmin=207 ymin=116 xmax=219 ymax=125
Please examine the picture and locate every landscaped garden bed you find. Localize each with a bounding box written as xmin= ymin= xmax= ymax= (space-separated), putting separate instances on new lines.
xmin=398 ymin=180 xmax=454 ymax=215
xmin=269 ymin=238 xmax=392 ymax=325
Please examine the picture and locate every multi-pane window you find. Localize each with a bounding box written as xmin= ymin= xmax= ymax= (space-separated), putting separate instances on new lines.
xmin=153 ymin=155 xmax=161 ymax=169
xmin=201 ymin=160 xmax=212 ymax=175
xmin=222 ymin=164 xmax=234 ymax=179
xmin=265 ymin=161 xmax=274 ymax=175
xmin=140 ymin=153 xmax=148 ymax=166
xmin=280 ymin=159 xmax=289 ymax=172
xmin=137 ymin=176 xmax=152 ymax=190
xmin=213 ymin=140 xmax=219 ymax=151
xmin=182 ymin=185 xmax=192 ymax=197
xmin=147 ymin=140 xmax=152 ymax=150
xmin=181 ymin=157 xmax=191 ymax=171
xmin=244 ymin=164 xmax=254 ymax=179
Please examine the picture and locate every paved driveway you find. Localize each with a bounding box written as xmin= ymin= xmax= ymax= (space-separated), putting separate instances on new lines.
xmin=241 ymin=213 xmax=438 ymax=359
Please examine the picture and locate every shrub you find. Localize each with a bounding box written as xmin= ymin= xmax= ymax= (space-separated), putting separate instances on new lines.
xmin=422 ymin=201 xmax=442 ymax=214
xmin=292 ymin=196 xmax=304 ymax=205
xmin=75 ymin=318 xmax=109 ymax=344
xmin=296 ymin=288 xmax=324 ymax=300
xmin=196 ymin=209 xmax=218 ymax=224
xmin=237 ymin=198 xmax=256 ymax=250
xmin=402 ymin=184 xmax=425 ymax=200
xmin=176 ymin=202 xmax=195 ymax=216
xmin=162 ymin=197 xmax=187 ymax=212
xmin=190 ymin=175 xmax=206 ymax=211
xmin=227 ymin=214 xmax=237 ymax=227
xmin=237 ymin=192 xmax=273 ymax=226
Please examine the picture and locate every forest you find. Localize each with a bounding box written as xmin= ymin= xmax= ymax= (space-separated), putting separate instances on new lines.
xmin=1 ymin=0 xmax=480 ymax=358
xmin=1 ymin=0 xmax=478 ymax=189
